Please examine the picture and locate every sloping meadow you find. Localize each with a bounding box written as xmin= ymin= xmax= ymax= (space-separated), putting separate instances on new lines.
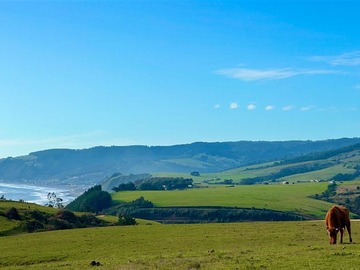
xmin=112 ymin=182 xmax=334 ymax=219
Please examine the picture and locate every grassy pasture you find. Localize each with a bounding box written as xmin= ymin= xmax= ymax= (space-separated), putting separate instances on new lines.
xmin=0 ymin=220 xmax=359 ymax=269
xmin=280 ymin=164 xmax=356 ymax=183
xmin=155 ymin=149 xmax=360 ymax=185
xmin=112 ymin=182 xmax=333 ymax=218
xmin=0 ymin=216 xmax=18 ymax=232
xmin=152 ymin=162 xmax=281 ymax=183
xmin=0 ymin=201 xmax=57 ymax=214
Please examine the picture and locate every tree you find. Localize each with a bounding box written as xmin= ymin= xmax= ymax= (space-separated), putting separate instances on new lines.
xmin=4 ymin=207 xmax=21 ymax=220
xmin=118 ymin=214 xmax=137 ymax=226
xmin=66 ymin=185 xmax=112 ymax=213
xmin=22 ymin=219 xmax=44 ymax=233
xmin=45 ymin=192 xmax=64 ymax=208
xmin=112 ymin=182 xmax=136 ymax=192
xmin=191 ymin=171 xmax=200 ymax=177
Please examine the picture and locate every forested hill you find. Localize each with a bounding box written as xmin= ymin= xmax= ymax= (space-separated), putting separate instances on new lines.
xmin=1 ymin=138 xmax=360 ymax=186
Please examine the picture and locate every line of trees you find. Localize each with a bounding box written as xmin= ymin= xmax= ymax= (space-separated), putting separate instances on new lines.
xmin=112 ymin=182 xmax=136 ymax=192
xmin=112 ymin=177 xmax=193 ymax=192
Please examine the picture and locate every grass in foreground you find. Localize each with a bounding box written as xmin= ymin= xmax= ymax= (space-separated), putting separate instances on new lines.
xmin=0 ymin=220 xmax=359 ymax=269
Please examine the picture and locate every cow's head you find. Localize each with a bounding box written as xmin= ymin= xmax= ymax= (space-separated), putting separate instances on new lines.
xmin=327 ymin=227 xmax=339 ymax=244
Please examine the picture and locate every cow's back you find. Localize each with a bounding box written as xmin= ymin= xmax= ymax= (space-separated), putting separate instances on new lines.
xmin=326 ymin=205 xmax=349 ymax=229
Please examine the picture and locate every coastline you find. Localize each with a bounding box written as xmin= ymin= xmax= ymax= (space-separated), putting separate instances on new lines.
xmin=0 ymin=181 xmax=79 ymax=206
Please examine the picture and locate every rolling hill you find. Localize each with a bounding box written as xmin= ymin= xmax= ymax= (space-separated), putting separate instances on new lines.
xmin=216 ymin=141 xmax=360 ymax=184
xmin=1 ymin=138 xmax=360 ymax=187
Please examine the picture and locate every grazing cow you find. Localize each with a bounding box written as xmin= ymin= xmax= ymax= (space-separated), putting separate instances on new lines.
xmin=325 ymin=205 xmax=352 ymax=244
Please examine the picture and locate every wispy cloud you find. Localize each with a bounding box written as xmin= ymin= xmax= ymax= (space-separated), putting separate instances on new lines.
xmin=216 ymin=68 xmax=337 ymax=81
xmin=265 ymin=105 xmax=275 ymax=111
xmin=300 ymin=105 xmax=314 ymax=111
xmin=309 ymin=51 xmax=360 ymax=66
xmin=230 ymin=102 xmax=238 ymax=109
xmin=282 ymin=105 xmax=294 ymax=111
xmin=214 ymin=104 xmax=221 ymax=109
xmin=247 ymin=104 xmax=256 ymax=110
xmin=317 ymin=107 xmax=339 ymax=113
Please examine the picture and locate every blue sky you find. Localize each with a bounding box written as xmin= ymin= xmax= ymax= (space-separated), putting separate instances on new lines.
xmin=1 ymin=1 xmax=360 ymax=158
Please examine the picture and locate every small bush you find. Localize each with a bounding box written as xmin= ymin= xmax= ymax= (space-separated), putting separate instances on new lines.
xmin=4 ymin=207 xmax=21 ymax=220
xmin=27 ymin=210 xmax=48 ymax=222
xmin=48 ymin=217 xmax=74 ymax=230
xmin=21 ymin=219 xmax=44 ymax=233
xmin=55 ymin=209 xmax=78 ymax=224
xmin=118 ymin=215 xmax=137 ymax=226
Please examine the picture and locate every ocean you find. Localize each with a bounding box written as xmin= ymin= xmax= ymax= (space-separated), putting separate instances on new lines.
xmin=0 ymin=182 xmax=77 ymax=205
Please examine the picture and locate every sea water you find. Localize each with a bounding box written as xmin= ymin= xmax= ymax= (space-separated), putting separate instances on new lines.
xmin=0 ymin=182 xmax=76 ymax=205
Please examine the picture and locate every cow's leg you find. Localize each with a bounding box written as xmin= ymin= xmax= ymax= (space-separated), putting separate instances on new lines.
xmin=347 ymin=222 xmax=352 ymax=243
xmin=340 ymin=228 xmax=344 ymax=244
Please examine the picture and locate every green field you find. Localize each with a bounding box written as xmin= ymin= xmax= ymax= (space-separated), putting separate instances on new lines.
xmin=151 ymin=162 xmax=282 ymax=183
xmin=0 ymin=220 xmax=358 ymax=269
xmin=0 ymin=201 xmax=57 ymax=214
xmin=112 ymin=182 xmax=333 ymax=218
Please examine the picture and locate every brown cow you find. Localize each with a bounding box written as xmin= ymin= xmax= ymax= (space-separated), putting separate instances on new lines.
xmin=325 ymin=205 xmax=352 ymax=244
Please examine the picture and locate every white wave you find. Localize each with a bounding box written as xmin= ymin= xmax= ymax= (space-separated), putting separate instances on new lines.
xmin=0 ymin=182 xmax=76 ymax=206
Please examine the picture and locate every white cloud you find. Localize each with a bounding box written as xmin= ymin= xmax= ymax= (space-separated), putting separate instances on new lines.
xmin=230 ymin=102 xmax=238 ymax=109
xmin=300 ymin=106 xmax=314 ymax=111
xmin=355 ymin=84 xmax=360 ymax=90
xmin=309 ymin=51 xmax=360 ymax=66
xmin=214 ymin=104 xmax=221 ymax=109
xmin=247 ymin=104 xmax=256 ymax=110
xmin=265 ymin=105 xmax=275 ymax=111
xmin=282 ymin=105 xmax=294 ymax=111
xmin=216 ymin=67 xmax=337 ymax=81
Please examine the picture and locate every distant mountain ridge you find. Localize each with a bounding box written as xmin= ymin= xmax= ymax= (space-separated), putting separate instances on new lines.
xmin=1 ymin=138 xmax=360 ymax=186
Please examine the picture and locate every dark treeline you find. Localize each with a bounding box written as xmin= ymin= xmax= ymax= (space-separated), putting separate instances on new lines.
xmin=112 ymin=177 xmax=193 ymax=191
xmin=136 ymin=177 xmax=193 ymax=190
xmin=112 ymin=182 xmax=136 ymax=192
